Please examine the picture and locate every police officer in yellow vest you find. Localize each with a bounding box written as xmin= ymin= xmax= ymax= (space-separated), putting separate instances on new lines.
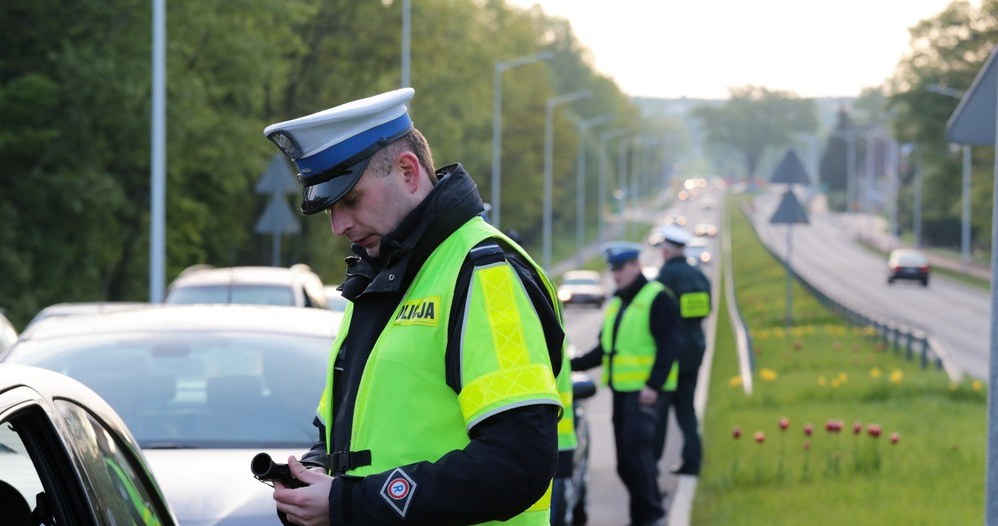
xmin=571 ymin=243 xmax=679 ymax=526
xmin=651 ymin=225 xmax=711 ymax=476
xmin=263 ymin=88 xmax=565 ymax=526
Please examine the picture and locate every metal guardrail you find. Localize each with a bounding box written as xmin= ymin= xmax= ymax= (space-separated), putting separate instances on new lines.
xmin=722 ymin=199 xmax=755 ymax=395
xmin=740 ymin=204 xmax=963 ymax=383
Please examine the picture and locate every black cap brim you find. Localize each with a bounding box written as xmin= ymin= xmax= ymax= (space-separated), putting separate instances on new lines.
xmin=300 ymin=155 xmax=373 ymax=215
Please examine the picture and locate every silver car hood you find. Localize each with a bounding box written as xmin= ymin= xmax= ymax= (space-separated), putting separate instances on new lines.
xmin=144 ymin=448 xmax=301 ymax=525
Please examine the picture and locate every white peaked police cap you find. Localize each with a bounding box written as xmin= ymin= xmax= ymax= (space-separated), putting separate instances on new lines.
xmin=263 ymin=88 xmax=415 ymax=215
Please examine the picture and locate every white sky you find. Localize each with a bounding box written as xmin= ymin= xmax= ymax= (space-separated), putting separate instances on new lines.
xmin=505 ymin=0 xmax=974 ymax=99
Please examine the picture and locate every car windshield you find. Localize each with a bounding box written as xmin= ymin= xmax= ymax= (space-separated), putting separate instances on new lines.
xmin=6 ymin=332 xmax=328 ymax=449
xmin=564 ymin=278 xmax=599 ymax=286
xmin=892 ymin=251 xmax=926 ymax=266
xmin=166 ymin=284 xmax=295 ymax=306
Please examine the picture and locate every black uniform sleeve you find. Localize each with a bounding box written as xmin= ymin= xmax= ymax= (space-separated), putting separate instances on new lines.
xmin=645 ymin=291 xmax=680 ymax=390
xmin=327 ymin=404 xmax=560 ymax=525
xmin=571 ymin=340 xmax=604 ymax=371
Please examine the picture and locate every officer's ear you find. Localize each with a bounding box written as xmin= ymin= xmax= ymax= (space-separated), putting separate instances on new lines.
xmin=397 ymin=151 xmax=424 ymax=194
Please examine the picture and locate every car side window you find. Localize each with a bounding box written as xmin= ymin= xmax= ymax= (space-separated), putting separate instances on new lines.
xmin=57 ymin=400 xmax=170 ymax=526
xmin=0 ymin=416 xmax=46 ymax=524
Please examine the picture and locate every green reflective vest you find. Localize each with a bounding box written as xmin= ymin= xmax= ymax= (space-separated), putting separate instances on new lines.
xmin=600 ymin=281 xmax=678 ymax=392
xmin=316 ymin=216 xmax=561 ymax=525
xmin=556 ymin=350 xmax=577 ymax=452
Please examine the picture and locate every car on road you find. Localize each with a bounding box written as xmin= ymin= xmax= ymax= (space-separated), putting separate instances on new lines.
xmin=164 ymin=264 xmax=328 ymax=309
xmin=686 ymin=237 xmax=713 ymax=266
xmin=558 ymin=270 xmax=608 ymax=308
xmin=693 ymin=222 xmax=718 ymax=237
xmin=24 ymin=301 xmax=149 ymax=331
xmin=0 ymin=364 xmax=178 ymax=525
xmin=887 ymin=248 xmax=930 ymax=286
xmin=3 ymin=304 xmax=341 ymax=525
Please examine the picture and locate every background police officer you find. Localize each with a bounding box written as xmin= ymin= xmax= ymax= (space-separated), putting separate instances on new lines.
xmin=263 ymin=88 xmax=565 ymax=526
xmin=652 ymin=225 xmax=711 ymax=476
xmin=571 ymin=243 xmax=679 ymax=526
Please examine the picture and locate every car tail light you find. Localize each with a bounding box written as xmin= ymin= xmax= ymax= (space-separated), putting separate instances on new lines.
xmin=919 ymin=265 xmax=930 ymax=272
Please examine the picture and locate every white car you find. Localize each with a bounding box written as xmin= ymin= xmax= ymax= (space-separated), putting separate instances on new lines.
xmin=165 ymin=264 xmax=328 ymax=309
xmin=3 ymin=304 xmax=341 ymax=525
xmin=557 ymin=270 xmax=607 ymax=308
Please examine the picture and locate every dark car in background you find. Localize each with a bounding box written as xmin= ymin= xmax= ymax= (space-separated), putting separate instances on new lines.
xmin=164 ymin=264 xmax=328 ymax=309
xmin=0 ymin=364 xmax=178 ymax=525
xmin=3 ymin=304 xmax=341 ymax=525
xmin=887 ymin=248 xmax=930 ymax=286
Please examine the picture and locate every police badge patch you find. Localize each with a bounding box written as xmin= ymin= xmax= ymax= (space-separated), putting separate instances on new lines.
xmin=379 ymin=468 xmax=417 ymax=518
xmin=266 ymin=131 xmax=304 ymax=161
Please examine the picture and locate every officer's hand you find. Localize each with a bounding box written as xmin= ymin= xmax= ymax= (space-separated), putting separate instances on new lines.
xmin=274 ymin=456 xmax=332 ymax=526
xmin=639 ymin=385 xmax=659 ymax=406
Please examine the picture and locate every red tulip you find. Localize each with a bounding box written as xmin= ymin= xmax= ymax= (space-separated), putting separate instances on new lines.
xmin=732 ymin=426 xmax=742 ymax=439
xmin=890 ymin=432 xmax=900 ymax=444
xmin=852 ymin=421 xmax=863 ymax=435
xmin=826 ymin=419 xmax=842 ymax=433
xmin=867 ymin=424 xmax=882 ymax=438
xmin=779 ymin=417 xmax=790 ymax=431
xmin=803 ymin=423 xmax=813 ymax=436
xmin=755 ymin=431 xmax=765 ymax=444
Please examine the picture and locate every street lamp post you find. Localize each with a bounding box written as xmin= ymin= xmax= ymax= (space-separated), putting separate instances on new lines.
xmin=491 ymin=51 xmax=554 ymax=229
xmin=598 ymin=129 xmax=630 ymax=244
xmin=575 ymin=114 xmax=613 ymax=266
xmin=928 ymin=84 xmax=973 ymax=270
xmin=543 ymin=89 xmax=591 ymax=270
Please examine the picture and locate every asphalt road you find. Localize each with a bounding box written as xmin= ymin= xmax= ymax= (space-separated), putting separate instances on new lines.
xmin=750 ymin=188 xmax=989 ymax=381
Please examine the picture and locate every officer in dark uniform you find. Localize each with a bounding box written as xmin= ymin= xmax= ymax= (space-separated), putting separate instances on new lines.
xmin=651 ymin=225 xmax=711 ymax=475
xmin=262 ymin=88 xmax=565 ymax=526
xmin=571 ymin=243 xmax=679 ymax=526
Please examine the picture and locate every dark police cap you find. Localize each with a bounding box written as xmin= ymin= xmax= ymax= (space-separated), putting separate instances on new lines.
xmin=263 ymin=88 xmax=415 ymax=215
xmin=601 ymin=241 xmax=643 ymax=269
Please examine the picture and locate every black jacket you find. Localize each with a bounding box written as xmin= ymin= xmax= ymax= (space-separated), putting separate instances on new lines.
xmin=570 ymin=273 xmax=679 ymax=392
xmin=300 ymin=164 xmax=564 ymax=525
xmin=656 ymin=255 xmax=711 ymax=367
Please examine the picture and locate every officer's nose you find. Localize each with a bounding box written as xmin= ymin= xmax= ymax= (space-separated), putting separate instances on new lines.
xmin=329 ymin=206 xmax=352 ymax=237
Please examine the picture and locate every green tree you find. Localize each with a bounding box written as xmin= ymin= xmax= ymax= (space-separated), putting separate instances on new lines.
xmin=692 ymin=86 xmax=819 ymax=179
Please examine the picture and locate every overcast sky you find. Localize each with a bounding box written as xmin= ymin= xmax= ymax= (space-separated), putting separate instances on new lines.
xmin=505 ymin=0 xmax=974 ymax=99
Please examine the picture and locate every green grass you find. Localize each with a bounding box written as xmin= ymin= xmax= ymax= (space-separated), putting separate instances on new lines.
xmin=693 ymin=195 xmax=987 ymax=525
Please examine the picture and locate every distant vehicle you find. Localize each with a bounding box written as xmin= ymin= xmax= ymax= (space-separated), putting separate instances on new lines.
xmin=0 ymin=312 xmax=16 ymax=354
xmin=699 ymin=196 xmax=718 ymax=209
xmin=324 ymin=285 xmax=349 ymax=313
xmin=661 ymin=213 xmax=687 ymax=227
xmin=558 ymin=270 xmax=607 ymax=308
xmin=694 ymin=222 xmax=718 ymax=237
xmin=642 ymin=266 xmax=660 ymax=281
xmin=686 ymin=238 xmax=713 ymax=266
xmin=25 ymin=301 xmax=149 ymax=331
xmin=887 ymin=249 xmax=930 ymax=286
xmin=3 ymin=304 xmax=341 ymax=525
xmin=165 ymin=264 xmax=328 ymax=309
xmin=0 ymin=364 xmax=178 ymax=525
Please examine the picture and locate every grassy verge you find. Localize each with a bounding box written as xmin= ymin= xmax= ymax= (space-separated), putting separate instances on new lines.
xmin=693 ymin=194 xmax=987 ymax=525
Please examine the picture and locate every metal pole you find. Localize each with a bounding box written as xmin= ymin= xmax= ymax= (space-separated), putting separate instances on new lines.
xmin=598 ymin=129 xmax=629 ymax=244
xmin=575 ymin=115 xmax=613 ymax=266
xmin=150 ymin=0 xmax=166 ymax=303
xmin=889 ymin=140 xmax=899 ymax=241
xmin=491 ymin=52 xmax=553 ymax=229
xmin=914 ymin=148 xmax=923 ymax=248
xmin=846 ymin=131 xmax=856 ymax=212
xmin=962 ymin=145 xmax=972 ymax=270
xmin=543 ymin=90 xmax=591 ymax=270
xmin=986 ymin=71 xmax=998 ymax=526
xmin=401 ymin=0 xmax=410 ymax=88
xmin=864 ymin=133 xmax=875 ymax=213
xmin=785 ymin=223 xmax=793 ymax=329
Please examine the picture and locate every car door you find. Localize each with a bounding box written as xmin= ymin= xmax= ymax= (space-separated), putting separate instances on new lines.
xmin=0 ymin=384 xmax=177 ymax=525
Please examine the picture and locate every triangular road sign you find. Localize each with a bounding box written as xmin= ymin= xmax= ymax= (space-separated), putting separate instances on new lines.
xmin=769 ymin=189 xmax=810 ymax=225
xmin=255 ymin=154 xmax=298 ymax=195
xmin=254 ymin=195 xmax=301 ymax=234
xmin=770 ymin=149 xmax=811 ymax=185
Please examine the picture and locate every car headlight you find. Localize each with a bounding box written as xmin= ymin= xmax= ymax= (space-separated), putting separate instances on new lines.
xmin=558 ymin=290 xmax=572 ymax=302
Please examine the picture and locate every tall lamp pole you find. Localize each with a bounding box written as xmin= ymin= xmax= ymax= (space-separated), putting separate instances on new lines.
xmin=543 ymin=90 xmax=591 ymax=270
xmin=598 ymin=129 xmax=630 ymax=245
xmin=401 ymin=0 xmax=411 ymax=88
xmin=491 ymin=51 xmax=554 ymax=229
xmin=150 ymin=0 xmax=166 ymax=302
xmin=575 ymin=114 xmax=613 ymax=266
xmin=928 ymin=84 xmax=972 ymax=270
